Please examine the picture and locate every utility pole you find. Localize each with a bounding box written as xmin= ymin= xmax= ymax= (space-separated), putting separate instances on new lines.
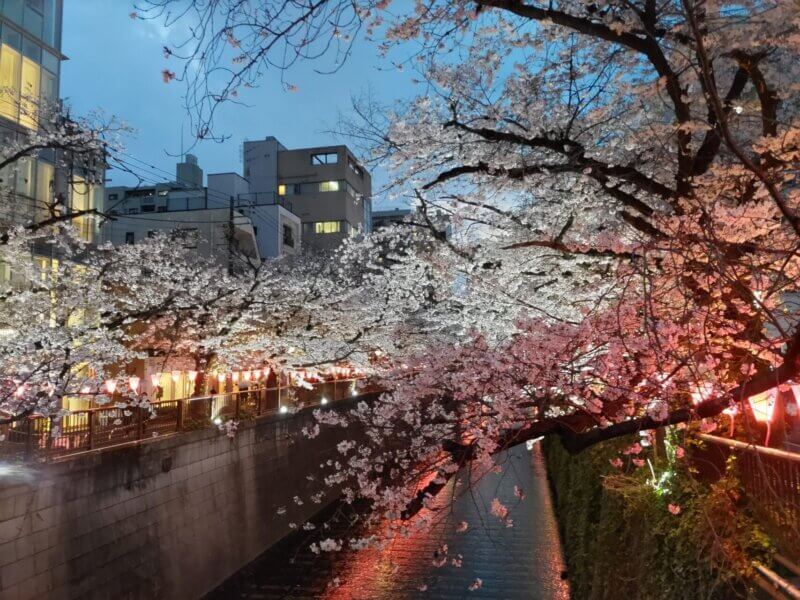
xmin=228 ymin=195 xmax=234 ymax=275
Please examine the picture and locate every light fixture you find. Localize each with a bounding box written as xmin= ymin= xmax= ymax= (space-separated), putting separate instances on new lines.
xmin=217 ymin=373 xmax=226 ymax=382
xmin=321 ymin=397 xmax=328 ymax=405
xmin=129 ymin=376 xmax=140 ymax=394
xmin=722 ymin=405 xmax=738 ymax=436
xmin=171 ymin=371 xmax=181 ymax=383
xmin=351 ymin=388 xmax=358 ymax=397
xmin=105 ymin=379 xmax=117 ymax=394
xmin=187 ymin=371 xmax=198 ymax=382
xmin=213 ymin=417 xmax=222 ymax=425
xmin=279 ymin=405 xmax=288 ymax=414
xmin=232 ymin=372 xmax=240 ymax=383
xmin=150 ymin=373 xmax=161 ymax=387
xmin=243 ymin=371 xmax=252 ymax=382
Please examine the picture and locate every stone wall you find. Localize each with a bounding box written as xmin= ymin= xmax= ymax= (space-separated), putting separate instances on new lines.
xmin=0 ymin=399 xmax=366 ymax=600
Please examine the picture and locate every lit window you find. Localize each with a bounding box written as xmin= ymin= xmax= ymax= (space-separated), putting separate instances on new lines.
xmin=319 ymin=181 xmax=340 ymax=192
xmin=315 ymin=221 xmax=341 ymax=234
xmin=0 ymin=43 xmax=22 ymax=122
xmin=278 ymin=184 xmax=286 ymax=196
xmin=311 ymin=152 xmax=338 ymax=165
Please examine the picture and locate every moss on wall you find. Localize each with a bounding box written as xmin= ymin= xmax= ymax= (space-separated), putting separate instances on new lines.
xmin=543 ymin=437 xmax=769 ymax=600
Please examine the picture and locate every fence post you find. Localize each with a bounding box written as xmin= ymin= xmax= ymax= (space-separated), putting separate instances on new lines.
xmin=137 ymin=407 xmax=144 ymax=441
xmin=87 ymin=412 xmax=94 ymax=450
xmin=25 ymin=418 xmax=33 ymax=459
xmin=234 ymin=392 xmax=240 ymax=419
xmin=176 ymin=400 xmax=184 ymax=431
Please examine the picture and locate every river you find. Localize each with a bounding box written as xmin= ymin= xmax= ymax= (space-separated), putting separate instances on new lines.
xmin=208 ymin=444 xmax=570 ymax=600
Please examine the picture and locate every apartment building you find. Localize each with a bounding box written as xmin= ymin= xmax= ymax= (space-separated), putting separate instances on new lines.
xmin=243 ymin=137 xmax=372 ymax=251
xmin=102 ymin=155 xmax=300 ymax=267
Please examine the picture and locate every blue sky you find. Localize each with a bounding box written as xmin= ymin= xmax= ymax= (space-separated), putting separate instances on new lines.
xmin=61 ymin=1 xmax=410 ymax=207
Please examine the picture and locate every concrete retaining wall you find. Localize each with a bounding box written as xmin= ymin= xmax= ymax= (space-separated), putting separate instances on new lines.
xmin=0 ymin=400 xmax=361 ymax=599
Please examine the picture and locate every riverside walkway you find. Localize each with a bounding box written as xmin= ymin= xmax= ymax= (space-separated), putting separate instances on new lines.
xmin=210 ymin=444 xmax=571 ymax=600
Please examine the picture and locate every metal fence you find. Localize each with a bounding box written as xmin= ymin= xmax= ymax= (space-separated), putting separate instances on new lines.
xmin=699 ymin=434 xmax=800 ymax=559
xmin=0 ymin=378 xmax=367 ymax=461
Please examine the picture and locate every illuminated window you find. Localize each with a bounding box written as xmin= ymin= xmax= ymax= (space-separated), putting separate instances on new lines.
xmin=315 ymin=221 xmax=341 ymax=234
xmin=319 ymin=181 xmax=339 ymax=192
xmin=35 ymin=160 xmax=53 ymax=220
xmin=19 ymin=56 xmax=40 ymax=128
xmin=69 ymin=176 xmax=98 ymax=242
xmin=278 ymin=184 xmax=286 ymax=196
xmin=0 ymin=42 xmax=22 ymax=122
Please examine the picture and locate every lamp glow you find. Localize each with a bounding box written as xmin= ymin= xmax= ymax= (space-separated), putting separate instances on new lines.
xmin=243 ymin=371 xmax=252 ymax=382
xmin=129 ymin=376 xmax=140 ymax=393
xmin=150 ymin=373 xmax=161 ymax=387
xmin=232 ymin=372 xmax=240 ymax=383
xmin=187 ymin=370 xmax=198 ymax=382
xmin=321 ymin=397 xmax=328 ymax=405
xmin=105 ymin=379 xmax=117 ymax=394
xmin=217 ymin=373 xmax=226 ymax=382
xmin=171 ymin=371 xmax=181 ymax=383
xmin=279 ymin=405 xmax=288 ymax=414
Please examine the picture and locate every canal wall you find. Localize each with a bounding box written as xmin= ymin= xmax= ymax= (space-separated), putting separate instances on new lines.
xmin=0 ymin=399 xmax=367 ymax=600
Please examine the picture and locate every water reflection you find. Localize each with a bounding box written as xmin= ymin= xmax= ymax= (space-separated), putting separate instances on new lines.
xmin=209 ymin=445 xmax=570 ymax=600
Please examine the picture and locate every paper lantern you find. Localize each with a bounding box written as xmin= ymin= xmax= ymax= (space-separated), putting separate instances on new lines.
xmin=748 ymin=389 xmax=777 ymax=423
xmin=242 ymin=371 xmax=252 ymax=382
xmin=150 ymin=373 xmax=161 ymax=387
xmin=171 ymin=371 xmax=181 ymax=383
xmin=232 ymin=372 xmax=240 ymax=383
xmin=129 ymin=376 xmax=140 ymax=393
xmin=187 ymin=370 xmax=198 ymax=382
xmin=217 ymin=373 xmax=226 ymax=382
xmin=105 ymin=379 xmax=117 ymax=394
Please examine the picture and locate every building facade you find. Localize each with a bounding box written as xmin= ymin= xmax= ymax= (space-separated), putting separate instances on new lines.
xmin=102 ymin=155 xmax=301 ymax=266
xmin=244 ymin=138 xmax=372 ymax=252
xmin=0 ymin=0 xmax=104 ymax=274
xmin=372 ymin=208 xmax=412 ymax=231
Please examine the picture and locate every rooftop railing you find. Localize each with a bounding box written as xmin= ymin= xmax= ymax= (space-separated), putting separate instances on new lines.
xmin=0 ymin=378 xmax=368 ymax=461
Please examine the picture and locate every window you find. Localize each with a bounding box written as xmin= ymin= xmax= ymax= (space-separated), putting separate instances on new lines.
xmin=172 ymin=228 xmax=198 ymax=249
xmin=0 ymin=41 xmax=22 ymax=122
xmin=348 ymin=157 xmax=364 ymax=178
xmin=314 ymin=221 xmax=341 ymax=234
xmin=35 ymin=160 xmax=53 ymax=220
xmin=124 ymin=232 xmax=134 ymax=245
xmin=140 ymin=204 xmax=155 ymax=213
xmin=157 ymin=206 xmax=167 ymax=212
xmin=278 ymin=184 xmax=286 ymax=196
xmin=20 ymin=55 xmax=40 ymax=128
xmin=319 ymin=181 xmax=340 ymax=193
xmin=311 ymin=152 xmax=338 ymax=165
xmin=108 ymin=193 xmax=118 ymax=201
xmin=283 ymin=224 xmax=294 ymax=247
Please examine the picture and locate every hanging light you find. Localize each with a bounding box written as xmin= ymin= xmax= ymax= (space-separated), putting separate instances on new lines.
xmin=232 ymin=371 xmax=240 ymax=383
xmin=748 ymin=388 xmax=777 ymax=446
xmin=150 ymin=373 xmax=161 ymax=387
xmin=171 ymin=371 xmax=181 ymax=383
xmin=242 ymin=371 xmax=252 ymax=382
xmin=217 ymin=373 xmax=226 ymax=382
xmin=105 ymin=379 xmax=117 ymax=394
xmin=129 ymin=375 xmax=141 ymax=394
xmin=253 ymin=369 xmax=262 ymax=380
xmin=187 ymin=370 xmax=198 ymax=382
xmin=321 ymin=397 xmax=328 ymax=405
xmin=722 ymin=405 xmax=738 ymax=436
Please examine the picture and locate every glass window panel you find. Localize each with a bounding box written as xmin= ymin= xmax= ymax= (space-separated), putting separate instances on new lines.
xmin=19 ymin=55 xmax=39 ymax=128
xmin=42 ymin=0 xmax=56 ymax=47
xmin=0 ymin=42 xmax=21 ymax=122
xmin=2 ymin=27 xmax=22 ymax=51
xmin=315 ymin=221 xmax=341 ymax=234
xmin=23 ymin=4 xmax=43 ymax=39
xmin=22 ymin=37 xmax=40 ymax=61
xmin=4 ymin=0 xmax=24 ymax=24
xmin=277 ymin=184 xmax=286 ymax=196
xmin=319 ymin=181 xmax=340 ymax=192
xmin=40 ymin=67 xmax=54 ymax=107
xmin=35 ymin=159 xmax=53 ymax=219
xmin=42 ymin=50 xmax=57 ymax=73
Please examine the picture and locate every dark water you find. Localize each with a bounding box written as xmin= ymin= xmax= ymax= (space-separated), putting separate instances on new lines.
xmin=208 ymin=445 xmax=570 ymax=600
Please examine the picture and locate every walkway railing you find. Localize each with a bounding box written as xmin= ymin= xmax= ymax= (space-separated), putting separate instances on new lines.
xmin=699 ymin=434 xmax=800 ymax=559
xmin=0 ymin=378 xmax=367 ymax=461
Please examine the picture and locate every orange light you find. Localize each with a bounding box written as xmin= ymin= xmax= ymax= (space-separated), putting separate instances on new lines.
xmin=217 ymin=373 xmax=226 ymax=382
xmin=232 ymin=372 xmax=240 ymax=383
xmin=748 ymin=389 xmax=777 ymax=423
xmin=242 ymin=370 xmax=252 ymax=381
xmin=105 ymin=379 xmax=117 ymax=394
xmin=129 ymin=376 xmax=140 ymax=393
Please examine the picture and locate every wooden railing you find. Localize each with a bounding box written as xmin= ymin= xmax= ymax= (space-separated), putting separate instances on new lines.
xmin=0 ymin=378 xmax=367 ymax=461
xmin=699 ymin=434 xmax=800 ymax=560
